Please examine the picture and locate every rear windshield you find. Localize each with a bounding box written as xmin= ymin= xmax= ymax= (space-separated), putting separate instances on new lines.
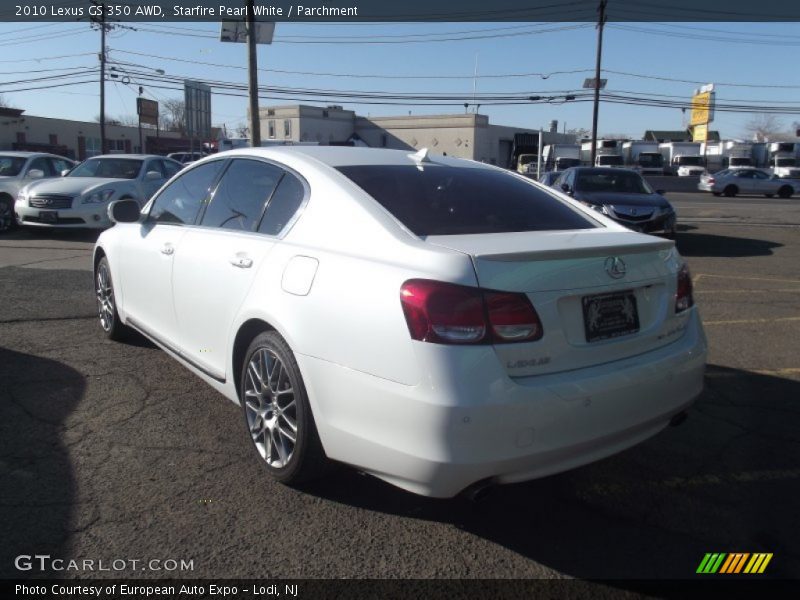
xmin=336 ymin=164 xmax=597 ymax=236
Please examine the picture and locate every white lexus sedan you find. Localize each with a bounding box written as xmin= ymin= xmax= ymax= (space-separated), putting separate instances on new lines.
xmin=94 ymin=147 xmax=707 ymax=498
xmin=16 ymin=154 xmax=182 ymax=229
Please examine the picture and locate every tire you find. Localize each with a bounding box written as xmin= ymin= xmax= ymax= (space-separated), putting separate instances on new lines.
xmin=723 ymin=185 xmax=738 ymax=197
xmin=765 ymin=194 xmax=774 ymax=198
xmin=240 ymin=331 xmax=327 ymax=485
xmin=95 ymin=256 xmax=131 ymax=341
xmin=0 ymin=194 xmax=16 ymax=233
xmin=777 ymin=186 xmax=793 ymax=199
xmin=712 ymin=192 xmax=721 ymax=197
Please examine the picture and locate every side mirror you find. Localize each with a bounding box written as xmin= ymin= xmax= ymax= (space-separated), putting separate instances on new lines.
xmin=60 ymin=169 xmax=71 ymax=177
xmin=145 ymin=170 xmax=162 ymax=181
xmin=108 ymin=199 xmax=141 ymax=224
xmin=27 ymin=169 xmax=45 ymax=179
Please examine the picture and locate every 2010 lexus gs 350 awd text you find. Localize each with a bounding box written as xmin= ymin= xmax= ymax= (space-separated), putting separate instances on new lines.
xmin=93 ymin=146 xmax=707 ymax=498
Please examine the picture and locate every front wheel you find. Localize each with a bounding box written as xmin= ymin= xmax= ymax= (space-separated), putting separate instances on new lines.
xmin=0 ymin=195 xmax=16 ymax=233
xmin=723 ymin=185 xmax=738 ymax=197
xmin=764 ymin=194 xmax=774 ymax=198
xmin=241 ymin=331 xmax=327 ymax=485
xmin=778 ymin=186 xmax=793 ymax=199
xmin=96 ymin=257 xmax=131 ymax=340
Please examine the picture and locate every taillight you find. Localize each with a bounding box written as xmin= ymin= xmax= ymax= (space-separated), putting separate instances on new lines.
xmin=400 ymin=279 xmax=543 ymax=345
xmin=675 ymin=263 xmax=694 ymax=313
xmin=707 ymin=177 xmax=715 ymax=184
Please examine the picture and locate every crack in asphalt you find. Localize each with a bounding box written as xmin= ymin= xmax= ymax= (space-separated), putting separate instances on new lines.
xmin=0 ymin=315 xmax=95 ymax=324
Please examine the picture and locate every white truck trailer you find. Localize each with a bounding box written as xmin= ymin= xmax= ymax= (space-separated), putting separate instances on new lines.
xmin=723 ymin=141 xmax=754 ymax=169
xmin=659 ymin=142 xmax=704 ymax=176
xmin=768 ymin=142 xmax=800 ymax=178
xmin=542 ymin=144 xmax=581 ymax=172
xmin=580 ymin=139 xmax=624 ymax=167
xmin=622 ymin=141 xmax=665 ymax=175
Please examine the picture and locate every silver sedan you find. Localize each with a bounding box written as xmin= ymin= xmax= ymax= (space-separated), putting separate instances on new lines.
xmin=699 ymin=168 xmax=795 ymax=198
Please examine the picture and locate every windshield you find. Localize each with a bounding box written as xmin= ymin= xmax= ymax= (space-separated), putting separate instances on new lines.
xmin=677 ymin=156 xmax=704 ymax=166
xmin=575 ymin=170 xmax=654 ymax=194
xmin=68 ymin=158 xmax=143 ymax=179
xmin=776 ymin=158 xmax=796 ymax=167
xmin=336 ymin=164 xmax=596 ymax=236
xmin=518 ymin=155 xmax=537 ymax=166
xmin=730 ymin=157 xmax=751 ymax=165
xmin=638 ymin=153 xmax=664 ymax=166
xmin=0 ymin=156 xmax=26 ymax=177
xmin=597 ymin=155 xmax=623 ymax=166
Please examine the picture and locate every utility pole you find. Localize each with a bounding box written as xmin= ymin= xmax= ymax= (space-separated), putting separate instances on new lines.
xmin=590 ymin=0 xmax=607 ymax=166
xmin=246 ymin=0 xmax=261 ymax=147
xmin=90 ymin=1 xmax=109 ymax=155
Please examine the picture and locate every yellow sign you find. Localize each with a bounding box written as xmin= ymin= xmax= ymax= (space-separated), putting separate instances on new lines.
xmin=690 ymin=91 xmax=714 ymax=126
xmin=692 ymin=123 xmax=708 ymax=142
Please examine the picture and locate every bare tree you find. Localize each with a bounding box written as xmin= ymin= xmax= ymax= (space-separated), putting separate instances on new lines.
xmin=159 ymin=99 xmax=186 ymax=134
xmin=0 ymin=93 xmax=12 ymax=108
xmin=566 ymin=127 xmax=590 ymax=141
xmin=743 ymin=114 xmax=789 ymax=142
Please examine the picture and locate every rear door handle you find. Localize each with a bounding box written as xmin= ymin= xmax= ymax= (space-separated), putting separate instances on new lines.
xmin=161 ymin=243 xmax=174 ymax=256
xmin=229 ymin=256 xmax=253 ymax=269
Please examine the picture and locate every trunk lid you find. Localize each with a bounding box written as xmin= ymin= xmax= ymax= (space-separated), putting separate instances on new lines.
xmin=425 ymin=229 xmax=689 ymax=377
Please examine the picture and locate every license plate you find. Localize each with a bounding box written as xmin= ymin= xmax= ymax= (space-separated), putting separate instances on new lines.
xmin=582 ymin=291 xmax=640 ymax=342
xmin=39 ymin=211 xmax=57 ymax=223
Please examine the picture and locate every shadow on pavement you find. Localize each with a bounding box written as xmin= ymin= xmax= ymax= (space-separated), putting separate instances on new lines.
xmin=0 ymin=348 xmax=84 ymax=578
xmin=3 ymin=228 xmax=102 ymax=244
xmin=299 ymin=364 xmax=800 ymax=583
xmin=675 ymin=230 xmax=782 ymax=258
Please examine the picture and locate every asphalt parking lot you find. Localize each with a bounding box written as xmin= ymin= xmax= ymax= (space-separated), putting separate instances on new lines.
xmin=1 ymin=192 xmax=798 ymax=585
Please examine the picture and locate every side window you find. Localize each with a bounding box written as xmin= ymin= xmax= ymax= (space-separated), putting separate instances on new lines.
xmin=28 ymin=157 xmax=54 ymax=176
xmin=160 ymin=160 xmax=182 ymax=178
xmin=149 ymin=161 xmax=224 ymax=225
xmin=752 ymin=171 xmax=768 ymax=180
xmin=144 ymin=160 xmax=164 ymax=178
xmin=258 ymin=172 xmax=305 ymax=236
xmin=49 ymin=158 xmax=72 ymax=175
xmin=200 ymin=159 xmax=282 ymax=231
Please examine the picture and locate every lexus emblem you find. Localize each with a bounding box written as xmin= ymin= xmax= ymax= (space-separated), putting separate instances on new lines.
xmin=605 ymin=256 xmax=626 ymax=279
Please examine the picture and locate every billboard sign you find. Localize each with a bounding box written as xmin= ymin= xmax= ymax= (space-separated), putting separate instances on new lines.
xmin=692 ymin=123 xmax=708 ymax=142
xmin=136 ymin=98 xmax=159 ymax=126
xmin=184 ymin=80 xmax=212 ymax=141
xmin=690 ymin=84 xmax=715 ymax=127
xmin=220 ymin=20 xmax=275 ymax=44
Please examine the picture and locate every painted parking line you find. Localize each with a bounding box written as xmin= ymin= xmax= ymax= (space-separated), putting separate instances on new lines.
xmin=694 ymin=289 xmax=800 ymax=294
xmin=693 ymin=273 xmax=800 ymax=285
xmin=703 ymin=316 xmax=800 ymax=326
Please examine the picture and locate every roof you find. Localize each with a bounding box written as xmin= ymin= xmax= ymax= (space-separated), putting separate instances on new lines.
xmin=0 ymin=151 xmax=49 ymax=157
xmin=215 ymin=145 xmax=491 ymax=170
xmin=89 ymin=154 xmax=171 ymax=160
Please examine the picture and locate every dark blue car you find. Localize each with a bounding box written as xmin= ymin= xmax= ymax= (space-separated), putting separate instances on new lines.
xmin=552 ymin=167 xmax=676 ymax=238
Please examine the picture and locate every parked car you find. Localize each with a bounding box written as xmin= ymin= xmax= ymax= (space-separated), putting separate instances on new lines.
xmin=167 ymin=152 xmax=206 ymax=165
xmin=15 ymin=154 xmax=182 ymax=229
xmin=538 ymin=170 xmax=561 ymax=186
xmin=698 ymin=168 xmax=795 ymax=198
xmin=554 ymin=167 xmax=677 ymax=237
xmin=0 ymin=152 xmax=76 ymax=233
xmin=94 ymin=147 xmax=706 ymax=498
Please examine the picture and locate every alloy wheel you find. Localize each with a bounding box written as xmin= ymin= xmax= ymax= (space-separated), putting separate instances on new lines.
xmin=0 ymin=199 xmax=13 ymax=232
xmin=96 ymin=262 xmax=115 ymax=332
xmin=243 ymin=348 xmax=298 ymax=469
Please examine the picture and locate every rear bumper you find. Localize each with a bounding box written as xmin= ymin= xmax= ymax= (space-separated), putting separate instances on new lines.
xmin=299 ymin=310 xmax=707 ymax=497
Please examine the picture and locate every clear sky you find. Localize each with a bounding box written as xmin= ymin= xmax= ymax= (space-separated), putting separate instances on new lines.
xmin=2 ymin=20 xmax=800 ymax=140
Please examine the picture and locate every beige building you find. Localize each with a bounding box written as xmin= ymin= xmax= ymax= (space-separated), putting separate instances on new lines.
xmin=259 ymin=104 xmax=575 ymax=168
xmin=0 ymin=108 xmax=184 ymax=160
